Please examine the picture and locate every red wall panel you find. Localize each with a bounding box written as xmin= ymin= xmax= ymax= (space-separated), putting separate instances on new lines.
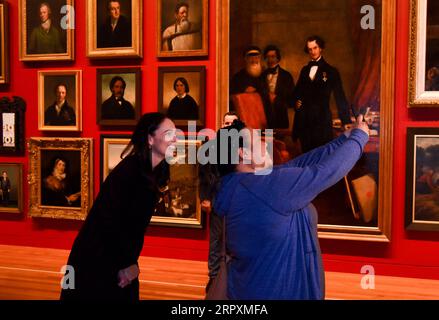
xmin=1 ymin=0 xmax=439 ymax=280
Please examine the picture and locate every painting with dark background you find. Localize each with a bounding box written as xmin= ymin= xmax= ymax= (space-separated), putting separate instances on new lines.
xmin=26 ymin=0 xmax=67 ymax=54
xmin=426 ymin=0 xmax=439 ymax=91
xmin=230 ymin=0 xmax=382 ymax=227
xmin=40 ymin=149 xmax=81 ymax=207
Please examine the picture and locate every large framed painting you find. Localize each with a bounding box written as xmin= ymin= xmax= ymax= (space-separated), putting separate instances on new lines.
xmin=38 ymin=70 xmax=82 ymax=132
xmin=0 ymin=163 xmax=23 ymax=215
xmin=217 ymin=0 xmax=395 ymax=241
xmin=86 ymin=0 xmax=142 ymax=59
xmin=19 ymin=0 xmax=74 ymax=61
xmin=0 ymin=96 xmax=26 ymax=156
xmin=158 ymin=66 xmax=206 ymax=129
xmin=152 ymin=138 xmax=203 ymax=228
xmin=0 ymin=1 xmax=9 ymax=84
xmin=406 ymin=128 xmax=439 ymax=231
xmin=28 ymin=138 xmax=93 ymax=220
xmin=409 ymin=0 xmax=439 ymax=106
xmin=97 ymin=67 xmax=141 ymax=127
xmin=158 ymin=0 xmax=208 ymax=58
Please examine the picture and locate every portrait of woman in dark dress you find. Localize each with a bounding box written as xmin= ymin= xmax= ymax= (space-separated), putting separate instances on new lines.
xmin=60 ymin=112 xmax=177 ymax=301
xmin=167 ymin=77 xmax=199 ymax=121
xmin=41 ymin=157 xmax=80 ymax=207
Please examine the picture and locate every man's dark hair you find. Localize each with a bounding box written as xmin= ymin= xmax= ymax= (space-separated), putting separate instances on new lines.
xmin=264 ymin=45 xmax=281 ymax=61
xmin=223 ymin=111 xmax=239 ymax=120
xmin=215 ymin=119 xmax=246 ymax=177
xmin=175 ymin=2 xmax=189 ymax=14
xmin=54 ymin=83 xmax=67 ymax=95
xmin=243 ymin=45 xmax=261 ymax=58
xmin=173 ymin=77 xmax=190 ymax=93
xmin=303 ymin=35 xmax=326 ymax=54
xmin=107 ymin=0 xmax=121 ymax=9
xmin=109 ymin=76 xmax=126 ymax=91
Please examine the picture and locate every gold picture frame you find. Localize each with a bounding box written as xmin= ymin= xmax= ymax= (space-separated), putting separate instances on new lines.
xmin=19 ymin=0 xmax=74 ymax=61
xmin=28 ymin=137 xmax=93 ymax=220
xmin=87 ymin=0 xmax=143 ymax=59
xmin=0 ymin=163 xmax=23 ymax=215
xmin=408 ymin=0 xmax=439 ymax=106
xmin=0 ymin=1 xmax=9 ymax=84
xmin=100 ymin=134 xmax=130 ymax=184
xmin=38 ymin=70 xmax=82 ymax=132
xmin=158 ymin=0 xmax=208 ymax=58
xmin=217 ymin=0 xmax=395 ymax=241
xmin=152 ymin=139 xmax=203 ymax=228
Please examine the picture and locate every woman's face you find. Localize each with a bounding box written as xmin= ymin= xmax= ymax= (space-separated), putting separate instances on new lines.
xmin=55 ymin=160 xmax=66 ymax=173
xmin=175 ymin=80 xmax=186 ymax=96
xmin=149 ymin=118 xmax=177 ymax=160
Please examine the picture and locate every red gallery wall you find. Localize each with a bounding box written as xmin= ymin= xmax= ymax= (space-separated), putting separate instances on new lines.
xmin=1 ymin=0 xmax=439 ymax=281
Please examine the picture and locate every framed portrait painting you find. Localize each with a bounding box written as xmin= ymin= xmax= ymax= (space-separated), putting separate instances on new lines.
xmin=100 ymin=134 xmax=130 ymax=185
xmin=406 ymin=128 xmax=439 ymax=231
xmin=0 ymin=1 xmax=9 ymax=84
xmin=409 ymin=0 xmax=439 ymax=106
xmin=217 ymin=0 xmax=395 ymax=241
xmin=19 ymin=0 xmax=74 ymax=61
xmin=0 ymin=96 xmax=26 ymax=156
xmin=97 ymin=67 xmax=141 ymax=127
xmin=38 ymin=70 xmax=82 ymax=132
xmin=158 ymin=66 xmax=206 ymax=129
xmin=152 ymin=138 xmax=203 ymax=228
xmin=28 ymin=138 xmax=93 ymax=220
xmin=86 ymin=0 xmax=142 ymax=59
xmin=158 ymin=0 xmax=208 ymax=58
xmin=0 ymin=163 xmax=23 ymax=214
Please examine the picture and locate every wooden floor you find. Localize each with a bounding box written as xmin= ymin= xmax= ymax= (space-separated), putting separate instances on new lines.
xmin=0 ymin=244 xmax=439 ymax=300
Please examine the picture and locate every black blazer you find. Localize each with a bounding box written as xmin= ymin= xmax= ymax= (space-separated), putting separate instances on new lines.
xmin=61 ymin=154 xmax=162 ymax=300
xmin=260 ymin=66 xmax=295 ymax=129
xmin=98 ymin=15 xmax=132 ymax=48
xmin=292 ymin=57 xmax=351 ymax=152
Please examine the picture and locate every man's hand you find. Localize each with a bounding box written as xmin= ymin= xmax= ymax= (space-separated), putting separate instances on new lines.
xmin=344 ymin=114 xmax=369 ymax=138
xmin=118 ymin=264 xmax=140 ymax=288
xmin=201 ymin=200 xmax=212 ymax=214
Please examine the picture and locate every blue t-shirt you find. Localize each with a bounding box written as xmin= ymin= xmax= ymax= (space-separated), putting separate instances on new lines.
xmin=214 ymin=129 xmax=369 ymax=300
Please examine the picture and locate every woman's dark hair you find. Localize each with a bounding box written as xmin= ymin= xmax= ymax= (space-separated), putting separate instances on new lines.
xmin=173 ymin=77 xmax=190 ymax=93
xmin=303 ymin=35 xmax=326 ymax=54
xmin=200 ymin=120 xmax=246 ymax=203
xmin=121 ymin=112 xmax=170 ymax=189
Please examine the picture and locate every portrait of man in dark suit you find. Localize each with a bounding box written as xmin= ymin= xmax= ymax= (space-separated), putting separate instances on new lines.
xmin=101 ymin=75 xmax=135 ymax=120
xmin=97 ymin=0 xmax=132 ymax=48
xmin=292 ymin=35 xmax=351 ymax=153
xmin=260 ymin=45 xmax=295 ymax=129
xmin=44 ymin=83 xmax=76 ymax=126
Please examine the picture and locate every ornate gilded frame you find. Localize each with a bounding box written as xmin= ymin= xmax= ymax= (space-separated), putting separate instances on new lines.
xmin=217 ymin=0 xmax=395 ymax=241
xmin=28 ymin=138 xmax=93 ymax=220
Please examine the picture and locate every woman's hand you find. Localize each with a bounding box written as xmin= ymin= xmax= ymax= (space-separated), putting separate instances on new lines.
xmin=117 ymin=264 xmax=140 ymax=288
